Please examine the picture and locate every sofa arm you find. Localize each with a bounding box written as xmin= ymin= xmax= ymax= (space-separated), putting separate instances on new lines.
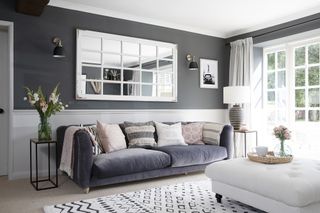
xmin=220 ymin=125 xmax=234 ymax=159
xmin=72 ymin=129 xmax=94 ymax=188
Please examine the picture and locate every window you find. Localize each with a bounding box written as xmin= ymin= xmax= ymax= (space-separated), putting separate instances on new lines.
xmin=76 ymin=29 xmax=178 ymax=102
xmin=265 ymin=49 xmax=288 ymax=124
xmin=263 ymin=37 xmax=320 ymax=159
xmin=294 ymin=44 xmax=320 ymax=122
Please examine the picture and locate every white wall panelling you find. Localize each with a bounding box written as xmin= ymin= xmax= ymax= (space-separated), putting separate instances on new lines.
xmin=11 ymin=109 xmax=228 ymax=180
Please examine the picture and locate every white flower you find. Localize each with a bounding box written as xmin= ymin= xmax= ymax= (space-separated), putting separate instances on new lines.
xmin=49 ymin=93 xmax=55 ymax=101
xmin=33 ymin=93 xmax=39 ymax=101
xmin=61 ymin=106 xmax=65 ymax=110
xmin=49 ymin=93 xmax=59 ymax=104
xmin=41 ymin=104 xmax=48 ymax=113
xmin=65 ymin=104 xmax=69 ymax=108
xmin=23 ymin=97 xmax=27 ymax=101
xmin=30 ymin=100 xmax=36 ymax=105
xmin=53 ymin=97 xmax=58 ymax=104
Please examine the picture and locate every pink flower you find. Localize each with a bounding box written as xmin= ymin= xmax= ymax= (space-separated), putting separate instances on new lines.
xmin=273 ymin=125 xmax=291 ymax=141
xmin=284 ymin=132 xmax=290 ymax=139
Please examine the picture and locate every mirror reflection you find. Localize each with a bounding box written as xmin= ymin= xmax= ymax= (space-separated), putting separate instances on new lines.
xmin=82 ymin=36 xmax=101 ymax=51
xmin=103 ymin=54 xmax=121 ymax=67
xmin=103 ymin=39 xmax=121 ymax=53
xmin=123 ymin=42 xmax=139 ymax=55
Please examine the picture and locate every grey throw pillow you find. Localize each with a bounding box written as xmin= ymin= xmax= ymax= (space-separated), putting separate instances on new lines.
xmin=124 ymin=121 xmax=156 ymax=148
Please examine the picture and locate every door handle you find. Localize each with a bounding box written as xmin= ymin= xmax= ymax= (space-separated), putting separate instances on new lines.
xmin=0 ymin=108 xmax=4 ymax=114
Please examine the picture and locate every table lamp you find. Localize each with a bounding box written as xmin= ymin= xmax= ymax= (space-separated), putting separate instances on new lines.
xmin=223 ymin=86 xmax=250 ymax=130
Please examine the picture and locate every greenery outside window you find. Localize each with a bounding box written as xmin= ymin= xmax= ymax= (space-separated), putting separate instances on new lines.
xmin=265 ymin=49 xmax=288 ymax=124
xmin=294 ymin=44 xmax=320 ymax=122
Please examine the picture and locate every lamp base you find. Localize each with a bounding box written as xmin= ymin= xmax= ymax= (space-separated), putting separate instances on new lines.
xmin=229 ymin=104 xmax=244 ymax=130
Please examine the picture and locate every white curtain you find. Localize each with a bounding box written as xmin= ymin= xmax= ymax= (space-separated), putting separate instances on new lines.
xmin=229 ymin=37 xmax=253 ymax=87
xmin=229 ymin=37 xmax=253 ymax=157
xmin=128 ymin=71 xmax=140 ymax=96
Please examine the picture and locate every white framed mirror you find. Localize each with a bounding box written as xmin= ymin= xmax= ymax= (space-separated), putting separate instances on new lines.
xmin=76 ymin=29 xmax=178 ymax=102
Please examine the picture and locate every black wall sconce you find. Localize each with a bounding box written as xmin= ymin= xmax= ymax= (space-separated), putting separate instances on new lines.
xmin=52 ymin=37 xmax=65 ymax=58
xmin=186 ymin=54 xmax=198 ymax=71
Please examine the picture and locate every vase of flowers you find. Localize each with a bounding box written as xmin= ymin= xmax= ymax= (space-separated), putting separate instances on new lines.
xmin=273 ymin=125 xmax=292 ymax=157
xmin=25 ymin=84 xmax=67 ymax=141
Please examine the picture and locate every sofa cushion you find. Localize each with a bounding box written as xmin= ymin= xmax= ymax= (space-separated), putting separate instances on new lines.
xmin=203 ymin=123 xmax=224 ymax=145
xmin=124 ymin=124 xmax=156 ymax=148
xmin=120 ymin=121 xmax=156 ymax=146
xmin=182 ymin=123 xmax=204 ymax=145
xmin=92 ymin=148 xmax=171 ymax=178
xmin=155 ymin=122 xmax=187 ymax=147
xmin=154 ymin=145 xmax=227 ymax=167
xmin=96 ymin=121 xmax=127 ymax=153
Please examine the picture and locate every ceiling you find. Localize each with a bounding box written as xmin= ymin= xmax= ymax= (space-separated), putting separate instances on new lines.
xmin=49 ymin=0 xmax=320 ymax=38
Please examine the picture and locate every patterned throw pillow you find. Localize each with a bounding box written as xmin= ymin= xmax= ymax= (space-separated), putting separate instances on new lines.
xmin=155 ymin=122 xmax=187 ymax=147
xmin=202 ymin=123 xmax=224 ymax=146
xmin=124 ymin=121 xmax=156 ymax=148
xmin=96 ymin=121 xmax=127 ymax=153
xmin=84 ymin=125 xmax=104 ymax=154
xmin=182 ymin=123 xmax=205 ymax=145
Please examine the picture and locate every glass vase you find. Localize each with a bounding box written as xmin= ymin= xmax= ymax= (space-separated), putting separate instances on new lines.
xmin=38 ymin=117 xmax=52 ymax=141
xmin=274 ymin=140 xmax=292 ymax=157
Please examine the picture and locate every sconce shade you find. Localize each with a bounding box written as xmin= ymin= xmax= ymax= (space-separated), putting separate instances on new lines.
xmin=189 ymin=61 xmax=199 ymax=70
xmin=53 ymin=45 xmax=65 ymax=58
xmin=186 ymin=53 xmax=198 ymax=71
xmin=52 ymin=37 xmax=65 ymax=58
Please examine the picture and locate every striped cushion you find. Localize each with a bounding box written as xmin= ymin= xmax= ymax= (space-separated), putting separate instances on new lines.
xmin=84 ymin=125 xmax=104 ymax=154
xmin=124 ymin=124 xmax=156 ymax=148
xmin=202 ymin=123 xmax=224 ymax=145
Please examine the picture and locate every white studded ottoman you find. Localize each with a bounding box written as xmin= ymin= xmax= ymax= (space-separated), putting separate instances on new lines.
xmin=205 ymin=158 xmax=320 ymax=213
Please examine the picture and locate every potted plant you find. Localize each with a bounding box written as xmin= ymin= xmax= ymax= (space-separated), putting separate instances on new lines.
xmin=24 ymin=84 xmax=67 ymax=140
xmin=273 ymin=125 xmax=291 ymax=157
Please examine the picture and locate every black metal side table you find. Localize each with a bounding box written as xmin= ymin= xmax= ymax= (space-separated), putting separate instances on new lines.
xmin=30 ymin=138 xmax=58 ymax=190
xmin=233 ymin=130 xmax=258 ymax=157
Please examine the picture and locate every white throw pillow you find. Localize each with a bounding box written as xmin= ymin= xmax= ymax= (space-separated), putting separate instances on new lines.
xmin=155 ymin=122 xmax=187 ymax=147
xmin=96 ymin=121 xmax=127 ymax=153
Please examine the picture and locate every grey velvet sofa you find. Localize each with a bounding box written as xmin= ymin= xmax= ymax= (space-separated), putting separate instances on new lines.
xmin=57 ymin=122 xmax=233 ymax=192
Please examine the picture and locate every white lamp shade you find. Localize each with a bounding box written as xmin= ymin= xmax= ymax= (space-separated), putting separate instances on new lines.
xmin=223 ymin=86 xmax=250 ymax=104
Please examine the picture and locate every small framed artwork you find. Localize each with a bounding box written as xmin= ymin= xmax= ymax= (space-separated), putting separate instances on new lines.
xmin=200 ymin=58 xmax=218 ymax=89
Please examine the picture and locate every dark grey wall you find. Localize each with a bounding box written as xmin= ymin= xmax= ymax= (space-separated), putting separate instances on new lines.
xmin=226 ymin=13 xmax=320 ymax=44
xmin=0 ymin=0 xmax=228 ymax=109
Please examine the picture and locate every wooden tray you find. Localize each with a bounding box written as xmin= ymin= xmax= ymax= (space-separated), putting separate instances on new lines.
xmin=247 ymin=151 xmax=293 ymax=164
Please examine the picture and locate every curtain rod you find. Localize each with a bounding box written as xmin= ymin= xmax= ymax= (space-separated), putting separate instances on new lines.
xmin=225 ymin=15 xmax=320 ymax=46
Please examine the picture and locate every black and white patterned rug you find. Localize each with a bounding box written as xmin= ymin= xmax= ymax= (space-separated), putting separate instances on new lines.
xmin=44 ymin=181 xmax=264 ymax=213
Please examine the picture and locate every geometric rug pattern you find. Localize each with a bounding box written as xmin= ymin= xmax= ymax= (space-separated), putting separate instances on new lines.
xmin=44 ymin=181 xmax=265 ymax=213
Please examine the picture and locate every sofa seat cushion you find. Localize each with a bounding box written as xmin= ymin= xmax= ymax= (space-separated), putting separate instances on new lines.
xmin=154 ymin=145 xmax=227 ymax=167
xmin=92 ymin=148 xmax=171 ymax=178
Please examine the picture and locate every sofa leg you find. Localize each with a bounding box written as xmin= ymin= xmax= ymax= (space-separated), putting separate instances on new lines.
xmin=83 ymin=187 xmax=90 ymax=194
xmin=215 ymin=193 xmax=222 ymax=203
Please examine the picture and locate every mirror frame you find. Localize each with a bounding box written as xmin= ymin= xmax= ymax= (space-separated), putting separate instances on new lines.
xmin=76 ymin=29 xmax=178 ymax=102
